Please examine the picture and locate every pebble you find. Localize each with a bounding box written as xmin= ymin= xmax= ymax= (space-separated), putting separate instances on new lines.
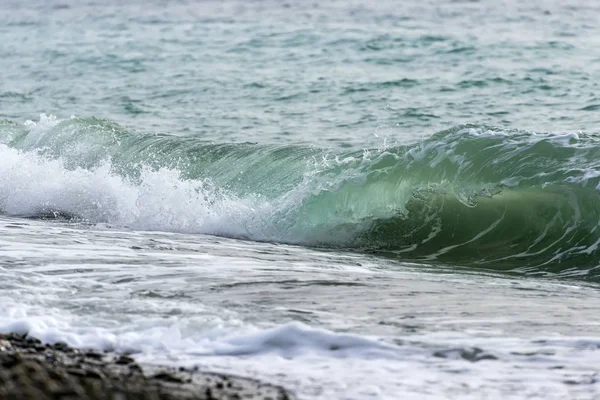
xmin=0 ymin=333 xmax=294 ymax=400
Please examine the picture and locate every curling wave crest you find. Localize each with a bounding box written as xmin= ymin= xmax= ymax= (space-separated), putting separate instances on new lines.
xmin=2 ymin=114 xmax=600 ymax=279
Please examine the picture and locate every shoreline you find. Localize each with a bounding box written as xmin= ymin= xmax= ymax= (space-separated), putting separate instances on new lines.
xmin=0 ymin=333 xmax=294 ymax=400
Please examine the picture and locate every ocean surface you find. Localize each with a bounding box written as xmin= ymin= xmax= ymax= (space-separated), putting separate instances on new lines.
xmin=2 ymin=0 xmax=600 ymax=398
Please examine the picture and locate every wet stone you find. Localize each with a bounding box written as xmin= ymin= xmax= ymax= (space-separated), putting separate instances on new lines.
xmin=433 ymin=347 xmax=499 ymax=362
xmin=0 ymin=333 xmax=294 ymax=399
xmin=115 ymin=355 xmax=135 ymax=365
xmin=66 ymin=368 xmax=87 ymax=377
xmin=152 ymin=371 xmax=184 ymax=383
xmin=53 ymin=342 xmax=69 ymax=351
xmin=24 ymin=337 xmax=41 ymax=346
xmin=84 ymin=368 xmax=105 ymax=379
xmin=85 ymin=351 xmax=104 ymax=360
xmin=1 ymin=354 xmax=22 ymax=368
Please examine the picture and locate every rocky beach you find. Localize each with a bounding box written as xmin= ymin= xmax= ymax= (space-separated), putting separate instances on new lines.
xmin=3 ymin=0 xmax=600 ymax=398
xmin=0 ymin=333 xmax=293 ymax=400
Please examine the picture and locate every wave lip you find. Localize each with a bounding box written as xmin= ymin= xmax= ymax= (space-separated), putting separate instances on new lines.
xmin=2 ymin=115 xmax=600 ymax=279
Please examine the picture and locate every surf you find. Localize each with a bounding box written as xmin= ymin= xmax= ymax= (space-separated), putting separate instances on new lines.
xmin=2 ymin=114 xmax=600 ymax=280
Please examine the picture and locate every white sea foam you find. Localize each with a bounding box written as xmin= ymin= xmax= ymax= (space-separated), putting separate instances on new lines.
xmin=457 ymin=127 xmax=581 ymax=146
xmin=0 ymin=306 xmax=396 ymax=359
xmin=2 ymin=301 xmax=600 ymax=400
xmin=22 ymin=113 xmax=62 ymax=147
xmin=1 ymin=215 xmax=600 ymax=399
xmin=0 ymin=114 xmax=372 ymax=244
xmin=0 ymin=130 xmax=387 ymax=247
xmin=0 ymin=305 xmax=417 ymax=399
xmin=0 ymin=141 xmax=374 ymax=248
xmin=0 ymin=142 xmax=274 ymax=240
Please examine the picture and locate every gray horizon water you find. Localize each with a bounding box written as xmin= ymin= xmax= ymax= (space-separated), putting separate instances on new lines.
xmin=2 ymin=0 xmax=600 ymax=399
xmin=3 ymin=0 xmax=600 ymax=145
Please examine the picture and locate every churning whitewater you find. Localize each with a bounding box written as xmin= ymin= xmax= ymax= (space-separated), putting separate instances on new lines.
xmin=1 ymin=114 xmax=600 ymax=280
xmin=3 ymin=0 xmax=600 ymax=398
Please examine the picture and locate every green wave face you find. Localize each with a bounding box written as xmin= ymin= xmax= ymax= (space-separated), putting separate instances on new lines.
xmin=2 ymin=115 xmax=600 ymax=280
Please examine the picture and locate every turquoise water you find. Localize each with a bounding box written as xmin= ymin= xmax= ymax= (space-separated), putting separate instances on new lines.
xmin=2 ymin=1 xmax=600 ymax=399
xmin=4 ymin=117 xmax=600 ymax=280
xmin=3 ymin=0 xmax=600 ymax=144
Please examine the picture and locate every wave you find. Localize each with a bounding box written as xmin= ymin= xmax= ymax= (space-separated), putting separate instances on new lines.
xmin=1 ymin=306 xmax=395 ymax=359
xmin=2 ymin=114 xmax=600 ymax=280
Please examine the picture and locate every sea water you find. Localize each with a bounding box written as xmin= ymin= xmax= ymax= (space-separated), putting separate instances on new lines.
xmin=1 ymin=0 xmax=600 ymax=398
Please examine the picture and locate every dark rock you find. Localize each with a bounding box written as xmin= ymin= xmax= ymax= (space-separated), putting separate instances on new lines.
xmin=115 ymin=355 xmax=134 ymax=365
xmin=53 ymin=342 xmax=69 ymax=351
xmin=24 ymin=337 xmax=41 ymax=347
xmin=20 ymin=386 xmax=52 ymax=400
xmin=48 ymin=383 xmax=81 ymax=397
xmin=66 ymin=368 xmax=87 ymax=377
xmin=84 ymin=351 xmax=103 ymax=359
xmin=433 ymin=347 xmax=498 ymax=362
xmin=0 ymin=333 xmax=294 ymax=400
xmin=84 ymin=368 xmax=104 ymax=379
xmin=20 ymin=360 xmax=43 ymax=375
xmin=1 ymin=354 xmax=22 ymax=368
xmin=152 ymin=372 xmax=184 ymax=383
xmin=46 ymin=368 xmax=68 ymax=383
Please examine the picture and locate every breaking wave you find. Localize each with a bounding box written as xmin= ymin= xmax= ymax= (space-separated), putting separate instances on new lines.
xmin=2 ymin=114 xmax=600 ymax=279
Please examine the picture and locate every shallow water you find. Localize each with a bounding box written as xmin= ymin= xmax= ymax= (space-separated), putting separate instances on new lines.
xmin=2 ymin=0 xmax=600 ymax=398
xmin=2 ymin=216 xmax=600 ymax=399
